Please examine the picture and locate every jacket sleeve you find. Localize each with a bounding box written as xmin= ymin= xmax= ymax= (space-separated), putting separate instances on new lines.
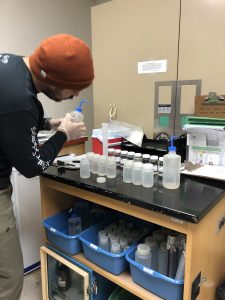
xmin=0 ymin=110 xmax=67 ymax=178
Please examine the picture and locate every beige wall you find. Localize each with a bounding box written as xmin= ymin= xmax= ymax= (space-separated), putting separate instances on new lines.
xmin=0 ymin=0 xmax=94 ymax=149
xmin=92 ymin=0 xmax=180 ymax=138
xmin=91 ymin=0 xmax=225 ymax=138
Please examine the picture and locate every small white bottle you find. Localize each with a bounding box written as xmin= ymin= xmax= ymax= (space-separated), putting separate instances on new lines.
xmin=142 ymin=163 xmax=154 ymax=188
xmin=99 ymin=235 xmax=109 ymax=251
xmin=80 ymin=155 xmax=91 ymax=179
xmin=123 ymin=159 xmax=133 ymax=183
xmin=98 ymin=230 xmax=107 ymax=244
xmin=110 ymin=242 xmax=121 ymax=254
xmin=135 ymin=244 xmax=151 ymax=268
xmin=91 ymin=154 xmax=100 ymax=174
xmin=68 ymin=213 xmax=82 ymax=235
xmin=132 ymin=162 xmax=143 ymax=185
xmin=97 ymin=155 xmax=107 ymax=176
xmin=106 ymin=156 xmax=117 ymax=178
xmin=70 ymin=99 xmax=88 ymax=123
xmin=163 ymin=137 xmax=181 ymax=189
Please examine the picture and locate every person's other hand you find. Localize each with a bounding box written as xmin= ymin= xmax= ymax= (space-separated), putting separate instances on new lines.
xmin=49 ymin=118 xmax=63 ymax=131
xmin=57 ymin=113 xmax=86 ymax=140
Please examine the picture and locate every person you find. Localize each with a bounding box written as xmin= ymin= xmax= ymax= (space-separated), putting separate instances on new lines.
xmin=0 ymin=33 xmax=94 ymax=300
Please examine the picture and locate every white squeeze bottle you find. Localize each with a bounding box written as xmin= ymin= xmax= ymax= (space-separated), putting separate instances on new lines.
xmin=70 ymin=99 xmax=88 ymax=122
xmin=163 ymin=136 xmax=181 ymax=189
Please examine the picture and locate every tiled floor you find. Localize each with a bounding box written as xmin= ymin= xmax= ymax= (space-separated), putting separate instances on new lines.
xmin=20 ymin=268 xmax=42 ymax=300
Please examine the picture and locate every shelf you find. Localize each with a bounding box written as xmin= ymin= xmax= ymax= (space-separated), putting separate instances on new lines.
xmin=74 ymin=253 xmax=163 ymax=300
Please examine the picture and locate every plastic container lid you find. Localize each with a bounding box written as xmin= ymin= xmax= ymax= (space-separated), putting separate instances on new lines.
xmin=134 ymin=153 xmax=142 ymax=157
xmin=142 ymin=154 xmax=150 ymax=158
xmin=115 ymin=149 xmax=121 ymax=154
xmin=96 ymin=177 xmax=106 ymax=183
xmin=159 ymin=157 xmax=164 ymax=161
xmin=137 ymin=243 xmax=150 ymax=256
xmin=150 ymin=155 xmax=159 ymax=160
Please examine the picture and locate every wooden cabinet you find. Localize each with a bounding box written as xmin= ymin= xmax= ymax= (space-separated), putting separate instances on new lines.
xmin=40 ymin=175 xmax=225 ymax=300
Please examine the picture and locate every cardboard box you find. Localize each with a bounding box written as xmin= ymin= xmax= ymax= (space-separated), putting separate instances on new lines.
xmin=195 ymin=95 xmax=225 ymax=118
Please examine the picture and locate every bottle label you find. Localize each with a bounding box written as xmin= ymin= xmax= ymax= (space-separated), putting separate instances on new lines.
xmin=143 ymin=267 xmax=154 ymax=275
xmin=90 ymin=243 xmax=98 ymax=250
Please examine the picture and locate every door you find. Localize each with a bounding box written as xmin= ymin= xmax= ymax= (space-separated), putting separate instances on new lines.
xmin=40 ymin=246 xmax=89 ymax=300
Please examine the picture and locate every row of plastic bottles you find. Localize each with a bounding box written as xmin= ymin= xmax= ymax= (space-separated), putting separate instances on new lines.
xmin=80 ymin=139 xmax=181 ymax=189
xmin=79 ymin=154 xmax=117 ymax=179
xmin=97 ymin=220 xmax=149 ymax=254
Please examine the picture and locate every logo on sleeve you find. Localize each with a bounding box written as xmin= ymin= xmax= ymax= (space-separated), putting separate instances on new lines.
xmin=0 ymin=55 xmax=10 ymax=64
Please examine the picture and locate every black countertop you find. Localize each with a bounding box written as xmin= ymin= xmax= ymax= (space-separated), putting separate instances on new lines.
xmin=41 ymin=166 xmax=225 ymax=224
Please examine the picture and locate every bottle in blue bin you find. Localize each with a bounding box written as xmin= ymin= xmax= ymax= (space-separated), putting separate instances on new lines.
xmin=135 ymin=244 xmax=151 ymax=268
xmin=68 ymin=212 xmax=81 ymax=235
xmin=73 ymin=201 xmax=89 ymax=230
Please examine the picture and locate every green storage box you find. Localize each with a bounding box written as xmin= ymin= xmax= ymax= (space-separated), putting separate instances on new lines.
xmin=108 ymin=286 xmax=140 ymax=300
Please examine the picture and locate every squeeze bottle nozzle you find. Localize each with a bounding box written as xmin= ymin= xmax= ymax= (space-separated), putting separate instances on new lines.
xmin=75 ymin=99 xmax=88 ymax=113
xmin=168 ymin=136 xmax=177 ymax=152
xmin=70 ymin=99 xmax=88 ymax=123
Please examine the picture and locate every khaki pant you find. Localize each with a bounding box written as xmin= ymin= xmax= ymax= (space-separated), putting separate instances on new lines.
xmin=0 ymin=185 xmax=24 ymax=300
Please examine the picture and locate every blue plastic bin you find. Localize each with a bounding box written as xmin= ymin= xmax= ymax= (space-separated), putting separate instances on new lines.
xmin=126 ymin=247 xmax=184 ymax=300
xmin=43 ymin=210 xmax=82 ymax=255
xmin=79 ymin=216 xmax=153 ymax=275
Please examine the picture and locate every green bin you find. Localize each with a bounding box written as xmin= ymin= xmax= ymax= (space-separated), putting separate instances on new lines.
xmin=108 ymin=286 xmax=140 ymax=300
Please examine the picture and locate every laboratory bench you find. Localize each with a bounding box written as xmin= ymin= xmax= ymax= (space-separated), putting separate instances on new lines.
xmin=39 ymin=166 xmax=225 ymax=300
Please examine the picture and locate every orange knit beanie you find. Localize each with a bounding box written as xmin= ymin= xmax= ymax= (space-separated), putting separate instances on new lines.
xmin=29 ymin=34 xmax=94 ymax=90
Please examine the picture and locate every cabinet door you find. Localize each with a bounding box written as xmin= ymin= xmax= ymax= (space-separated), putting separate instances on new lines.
xmin=40 ymin=246 xmax=89 ymax=300
xmin=91 ymin=0 xmax=180 ymax=138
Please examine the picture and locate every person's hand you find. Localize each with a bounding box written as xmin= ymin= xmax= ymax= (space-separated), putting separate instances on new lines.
xmin=49 ymin=118 xmax=63 ymax=131
xmin=57 ymin=113 xmax=86 ymax=140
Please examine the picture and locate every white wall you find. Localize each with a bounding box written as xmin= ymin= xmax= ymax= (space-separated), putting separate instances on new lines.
xmin=0 ymin=0 xmax=93 ymax=149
